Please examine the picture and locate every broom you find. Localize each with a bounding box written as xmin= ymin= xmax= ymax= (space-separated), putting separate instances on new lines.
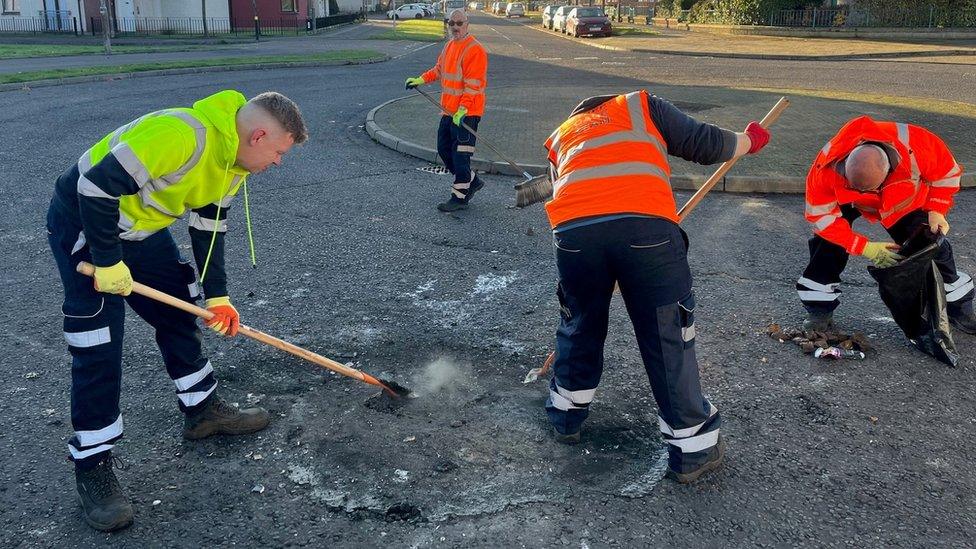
xmin=523 ymin=97 xmax=791 ymax=383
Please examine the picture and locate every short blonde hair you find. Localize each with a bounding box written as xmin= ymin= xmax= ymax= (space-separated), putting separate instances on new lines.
xmin=249 ymin=92 xmax=308 ymax=144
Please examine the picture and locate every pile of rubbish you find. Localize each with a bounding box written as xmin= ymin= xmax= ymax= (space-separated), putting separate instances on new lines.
xmin=766 ymin=323 xmax=874 ymax=360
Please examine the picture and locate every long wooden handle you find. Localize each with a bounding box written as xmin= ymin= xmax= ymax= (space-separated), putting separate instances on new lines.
xmin=677 ymin=97 xmax=790 ymax=221
xmin=414 ymin=87 xmax=533 ymax=180
xmin=75 ymin=262 xmax=383 ymax=387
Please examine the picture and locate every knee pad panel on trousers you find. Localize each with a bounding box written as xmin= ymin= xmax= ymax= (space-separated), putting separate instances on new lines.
xmin=62 ymin=296 xmax=124 ymax=354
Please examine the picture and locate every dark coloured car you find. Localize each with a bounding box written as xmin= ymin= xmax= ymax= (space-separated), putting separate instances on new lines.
xmin=566 ymin=6 xmax=612 ymax=37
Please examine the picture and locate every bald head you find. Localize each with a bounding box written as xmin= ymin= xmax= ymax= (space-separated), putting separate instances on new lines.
xmin=844 ymin=144 xmax=890 ymax=192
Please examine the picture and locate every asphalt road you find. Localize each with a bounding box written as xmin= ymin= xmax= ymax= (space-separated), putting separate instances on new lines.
xmin=1 ymin=15 xmax=974 ymax=547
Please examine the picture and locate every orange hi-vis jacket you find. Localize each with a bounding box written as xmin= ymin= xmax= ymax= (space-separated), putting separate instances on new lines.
xmin=421 ymin=34 xmax=488 ymax=117
xmin=543 ymin=90 xmax=675 ymax=229
xmin=805 ymin=115 xmax=962 ymax=255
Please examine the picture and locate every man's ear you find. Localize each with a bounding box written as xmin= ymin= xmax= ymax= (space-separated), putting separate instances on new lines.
xmin=249 ymin=128 xmax=268 ymax=146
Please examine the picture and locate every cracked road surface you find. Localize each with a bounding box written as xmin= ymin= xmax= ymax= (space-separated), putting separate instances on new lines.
xmin=2 ymin=15 xmax=975 ymax=547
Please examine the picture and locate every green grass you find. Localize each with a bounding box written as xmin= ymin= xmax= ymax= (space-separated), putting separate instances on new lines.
xmin=0 ymin=44 xmax=210 ymax=59
xmin=611 ymin=26 xmax=659 ymax=37
xmin=742 ymin=86 xmax=976 ymax=119
xmin=0 ymin=50 xmax=385 ymax=84
xmin=372 ymin=19 xmax=445 ymax=41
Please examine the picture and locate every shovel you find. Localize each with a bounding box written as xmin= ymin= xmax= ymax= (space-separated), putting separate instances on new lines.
xmin=76 ymin=262 xmax=411 ymax=398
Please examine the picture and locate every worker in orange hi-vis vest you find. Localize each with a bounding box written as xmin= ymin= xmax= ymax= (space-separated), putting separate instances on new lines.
xmin=797 ymin=116 xmax=976 ymax=334
xmin=405 ymin=9 xmax=488 ymax=212
xmin=543 ymin=91 xmax=770 ymax=484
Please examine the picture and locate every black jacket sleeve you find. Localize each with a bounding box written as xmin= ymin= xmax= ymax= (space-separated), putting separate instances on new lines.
xmin=79 ymin=153 xmax=141 ymax=266
xmin=646 ymin=95 xmax=737 ymax=165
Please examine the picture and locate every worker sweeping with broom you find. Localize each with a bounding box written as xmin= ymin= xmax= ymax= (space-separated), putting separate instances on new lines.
xmin=46 ymin=89 xmax=307 ymax=531
xmin=540 ymin=91 xmax=771 ymax=483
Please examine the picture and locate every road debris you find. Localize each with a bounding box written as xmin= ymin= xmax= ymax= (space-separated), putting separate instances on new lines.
xmin=814 ymin=347 xmax=865 ymax=360
xmin=766 ymin=323 xmax=874 ymax=357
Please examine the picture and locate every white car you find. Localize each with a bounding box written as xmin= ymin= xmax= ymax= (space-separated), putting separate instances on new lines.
xmin=552 ymin=5 xmax=570 ymax=32
xmin=387 ymin=4 xmax=426 ymax=18
xmin=505 ymin=2 xmax=524 ymax=16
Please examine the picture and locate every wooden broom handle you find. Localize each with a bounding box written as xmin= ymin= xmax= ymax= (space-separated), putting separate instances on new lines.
xmin=677 ymin=97 xmax=790 ymax=221
xmin=75 ymin=261 xmax=374 ymax=384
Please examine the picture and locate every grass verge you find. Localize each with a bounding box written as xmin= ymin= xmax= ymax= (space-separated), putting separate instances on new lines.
xmin=0 ymin=50 xmax=384 ymax=84
xmin=372 ymin=19 xmax=445 ymax=41
xmin=0 ymin=44 xmax=210 ymax=59
xmin=612 ymin=26 xmax=659 ymax=37
xmin=741 ymin=86 xmax=976 ymax=119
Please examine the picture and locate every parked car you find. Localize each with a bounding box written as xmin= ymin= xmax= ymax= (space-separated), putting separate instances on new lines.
xmin=552 ymin=5 xmax=571 ymax=32
xmin=493 ymin=1 xmax=504 ymax=14
xmin=467 ymin=1 xmax=484 ymax=9
xmin=505 ymin=2 xmax=525 ymax=16
xmin=565 ymin=6 xmax=611 ymax=37
xmin=388 ymin=4 xmax=426 ymax=18
xmin=542 ymin=4 xmax=563 ymax=28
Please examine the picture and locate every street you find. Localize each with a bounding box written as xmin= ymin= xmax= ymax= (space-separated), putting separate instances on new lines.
xmin=1 ymin=13 xmax=974 ymax=547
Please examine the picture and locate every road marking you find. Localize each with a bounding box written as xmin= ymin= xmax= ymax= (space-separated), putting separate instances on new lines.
xmin=391 ymin=41 xmax=438 ymax=60
xmin=538 ymin=57 xmax=562 ymax=60
xmin=574 ymin=56 xmax=599 ymax=60
xmin=601 ymin=61 xmax=625 ymax=65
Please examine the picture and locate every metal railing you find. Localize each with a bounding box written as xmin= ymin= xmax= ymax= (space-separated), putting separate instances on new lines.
xmin=769 ymin=7 xmax=976 ymax=28
xmin=83 ymin=14 xmax=364 ymax=37
xmin=0 ymin=15 xmax=79 ymax=34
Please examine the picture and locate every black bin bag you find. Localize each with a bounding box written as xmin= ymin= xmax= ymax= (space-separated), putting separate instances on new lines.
xmin=867 ymin=232 xmax=959 ymax=367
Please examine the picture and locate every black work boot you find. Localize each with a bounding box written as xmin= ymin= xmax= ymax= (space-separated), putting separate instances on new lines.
xmin=666 ymin=436 xmax=725 ymax=484
xmin=948 ymin=300 xmax=976 ymax=335
xmin=464 ymin=175 xmax=485 ymax=202
xmin=183 ymin=394 xmax=270 ymax=440
xmin=803 ymin=310 xmax=835 ymax=332
xmin=437 ymin=195 xmax=468 ymax=212
xmin=75 ymin=454 xmax=134 ymax=532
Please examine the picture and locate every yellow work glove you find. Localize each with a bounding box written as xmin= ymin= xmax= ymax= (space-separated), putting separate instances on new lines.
xmin=404 ymin=76 xmax=425 ymax=90
xmin=204 ymin=296 xmax=240 ymax=337
xmin=928 ymin=211 xmax=949 ymax=235
xmin=861 ymin=242 xmax=904 ymax=268
xmin=93 ymin=261 xmax=133 ymax=296
xmin=452 ymin=106 xmax=468 ymax=127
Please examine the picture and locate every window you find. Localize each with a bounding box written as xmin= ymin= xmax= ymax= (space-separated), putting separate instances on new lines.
xmin=281 ymin=0 xmax=297 ymax=12
xmin=2 ymin=0 xmax=20 ymax=15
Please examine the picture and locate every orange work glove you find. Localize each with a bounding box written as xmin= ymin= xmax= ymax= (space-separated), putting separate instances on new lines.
xmin=204 ymin=296 xmax=239 ymax=337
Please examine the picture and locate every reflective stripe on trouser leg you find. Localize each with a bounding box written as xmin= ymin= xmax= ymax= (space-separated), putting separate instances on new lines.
xmin=545 ymin=224 xmax=615 ymax=435
xmin=799 ymin=234 xmax=850 ymax=314
xmin=451 ymin=115 xmax=479 ymax=186
xmin=122 ymin=230 xmax=217 ymax=413
xmin=945 ymin=271 xmax=974 ymax=303
xmin=436 ymin=116 xmax=456 ymax=175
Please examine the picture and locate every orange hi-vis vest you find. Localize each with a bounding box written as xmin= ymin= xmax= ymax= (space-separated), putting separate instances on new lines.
xmin=421 ymin=34 xmax=488 ymax=117
xmin=805 ymin=115 xmax=962 ymax=255
xmin=543 ymin=91 xmax=675 ymax=229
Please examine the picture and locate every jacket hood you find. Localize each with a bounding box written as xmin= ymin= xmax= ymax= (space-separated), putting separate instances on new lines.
xmin=192 ymin=90 xmax=247 ymax=173
xmin=820 ymin=115 xmax=899 ymax=167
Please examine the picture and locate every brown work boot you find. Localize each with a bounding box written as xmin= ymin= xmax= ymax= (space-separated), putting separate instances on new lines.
xmin=75 ymin=454 xmax=134 ymax=532
xmin=666 ymin=436 xmax=725 ymax=484
xmin=183 ymin=394 xmax=270 ymax=440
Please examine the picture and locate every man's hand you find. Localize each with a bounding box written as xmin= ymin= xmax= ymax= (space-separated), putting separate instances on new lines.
xmin=93 ymin=261 xmax=133 ymax=296
xmin=861 ymin=242 xmax=904 ymax=268
xmin=745 ymin=121 xmax=770 ymax=154
xmin=928 ymin=211 xmax=949 ymax=235
xmin=405 ymin=76 xmax=425 ymax=90
xmin=204 ymin=296 xmax=240 ymax=337
xmin=452 ymin=106 xmax=468 ymax=127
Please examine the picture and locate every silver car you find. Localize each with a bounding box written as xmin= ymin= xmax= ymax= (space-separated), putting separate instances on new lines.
xmin=552 ymin=5 xmax=571 ymax=32
xmin=505 ymin=2 xmax=525 ymax=16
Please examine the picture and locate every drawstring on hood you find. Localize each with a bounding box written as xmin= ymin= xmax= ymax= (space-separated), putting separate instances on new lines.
xmin=194 ymin=91 xmax=258 ymax=284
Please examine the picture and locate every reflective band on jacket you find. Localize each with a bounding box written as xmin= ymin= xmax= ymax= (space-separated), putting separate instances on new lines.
xmin=543 ymin=91 xmax=676 ymax=228
xmin=425 ymin=35 xmax=488 ymax=117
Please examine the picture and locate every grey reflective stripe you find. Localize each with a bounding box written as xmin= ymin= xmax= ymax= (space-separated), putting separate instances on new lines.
xmin=820 ymin=141 xmax=831 ymax=156
xmin=75 ymin=415 xmax=123 ymax=447
xmin=173 ymin=361 xmax=214 ymax=392
xmin=555 ymin=161 xmax=669 ymax=193
xmin=108 ymin=111 xmax=160 ymax=148
xmin=813 ymin=214 xmax=839 ymax=231
xmin=463 ymin=87 xmax=480 ymax=94
xmin=117 ymin=211 xmax=156 ymax=241
xmin=64 ymin=327 xmax=111 ymax=348
xmin=157 ymin=110 xmax=208 ymax=186
xmin=77 ymin=175 xmax=117 ymax=200
xmin=546 ymin=127 xmax=562 ymax=155
xmin=464 ymin=78 xmax=483 ymax=86
xmin=557 ymin=128 xmax=667 ymax=168
xmin=805 ymin=201 xmax=838 ymax=216
xmin=77 ymin=150 xmax=93 ymax=175
xmin=624 ymin=91 xmax=649 ymax=133
xmin=895 ymin=123 xmax=920 ymax=182
xmin=931 ymin=175 xmax=961 ymax=188
xmin=442 ymin=88 xmax=464 ymax=96
xmin=137 ymin=187 xmax=179 ymax=217
xmin=188 ymin=212 xmax=227 ymax=232
xmin=442 ymin=39 xmax=480 ymax=80
xmin=112 ymin=142 xmax=151 ymax=188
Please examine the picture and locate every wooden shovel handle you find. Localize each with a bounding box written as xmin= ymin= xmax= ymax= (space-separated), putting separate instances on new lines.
xmin=677 ymin=97 xmax=791 ymax=221
xmin=75 ymin=261 xmax=372 ymax=384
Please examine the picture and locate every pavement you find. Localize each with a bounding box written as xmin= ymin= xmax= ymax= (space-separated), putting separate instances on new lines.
xmin=371 ymin=14 xmax=976 ymax=189
xmin=2 ymin=14 xmax=976 ymax=547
